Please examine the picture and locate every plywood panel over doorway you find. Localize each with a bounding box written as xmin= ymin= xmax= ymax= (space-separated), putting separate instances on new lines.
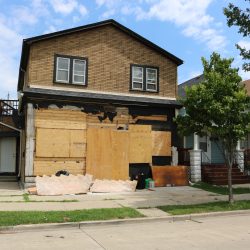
xmin=0 ymin=137 xmax=16 ymax=173
xmin=152 ymin=131 xmax=171 ymax=156
xmin=86 ymin=128 xmax=129 ymax=180
xmin=129 ymin=125 xmax=152 ymax=163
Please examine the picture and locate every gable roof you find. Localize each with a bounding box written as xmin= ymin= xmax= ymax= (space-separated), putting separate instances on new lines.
xmin=178 ymin=74 xmax=204 ymax=98
xmin=17 ymin=19 xmax=183 ymax=91
xmin=178 ymin=76 xmax=250 ymax=98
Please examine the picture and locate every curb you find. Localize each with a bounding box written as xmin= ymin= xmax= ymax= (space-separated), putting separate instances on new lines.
xmin=1 ymin=209 xmax=250 ymax=233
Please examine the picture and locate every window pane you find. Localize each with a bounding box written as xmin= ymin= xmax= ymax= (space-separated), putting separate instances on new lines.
xmin=133 ymin=82 xmax=143 ymax=89
xmin=133 ymin=66 xmax=143 ymax=79
xmin=133 ymin=77 xmax=143 ymax=83
xmin=74 ymin=75 xmax=85 ymax=83
xmin=57 ymin=70 xmax=69 ymax=82
xmin=147 ymin=83 xmax=157 ymax=90
xmin=74 ymin=60 xmax=85 ymax=73
xmin=146 ymin=68 xmax=157 ymax=83
xmin=58 ymin=57 xmax=69 ymax=70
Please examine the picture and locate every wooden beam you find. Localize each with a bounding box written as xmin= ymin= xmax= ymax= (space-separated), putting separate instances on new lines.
xmin=25 ymin=103 xmax=35 ymax=176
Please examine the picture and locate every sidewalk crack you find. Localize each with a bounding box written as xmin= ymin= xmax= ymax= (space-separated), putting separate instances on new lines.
xmin=79 ymin=228 xmax=106 ymax=250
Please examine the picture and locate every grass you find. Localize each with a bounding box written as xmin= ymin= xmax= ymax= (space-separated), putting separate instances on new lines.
xmin=0 ymin=207 xmax=144 ymax=227
xmin=158 ymin=200 xmax=250 ymax=215
xmin=192 ymin=182 xmax=250 ymax=195
xmin=23 ymin=193 xmax=30 ymax=202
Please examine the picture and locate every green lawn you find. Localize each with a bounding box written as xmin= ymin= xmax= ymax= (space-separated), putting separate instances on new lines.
xmin=0 ymin=207 xmax=144 ymax=227
xmin=158 ymin=200 xmax=250 ymax=215
xmin=192 ymin=182 xmax=250 ymax=195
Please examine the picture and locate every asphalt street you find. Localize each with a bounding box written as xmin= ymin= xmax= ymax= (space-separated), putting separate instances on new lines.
xmin=1 ymin=214 xmax=250 ymax=250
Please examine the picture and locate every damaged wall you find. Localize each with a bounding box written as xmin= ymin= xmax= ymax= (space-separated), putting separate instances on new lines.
xmin=34 ymin=108 xmax=86 ymax=175
xmin=30 ymin=104 xmax=173 ymax=180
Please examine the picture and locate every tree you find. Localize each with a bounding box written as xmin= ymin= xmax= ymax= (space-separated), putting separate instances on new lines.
xmin=176 ymin=52 xmax=250 ymax=203
xmin=224 ymin=1 xmax=250 ymax=71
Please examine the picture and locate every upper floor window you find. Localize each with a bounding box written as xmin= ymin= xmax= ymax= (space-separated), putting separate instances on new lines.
xmin=131 ymin=64 xmax=158 ymax=92
xmin=54 ymin=55 xmax=88 ymax=85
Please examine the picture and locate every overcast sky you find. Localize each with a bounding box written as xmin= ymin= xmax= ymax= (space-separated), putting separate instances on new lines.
xmin=0 ymin=0 xmax=249 ymax=99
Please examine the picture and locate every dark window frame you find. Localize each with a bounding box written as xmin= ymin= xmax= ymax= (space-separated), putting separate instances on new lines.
xmin=130 ymin=64 xmax=159 ymax=93
xmin=53 ymin=54 xmax=88 ymax=86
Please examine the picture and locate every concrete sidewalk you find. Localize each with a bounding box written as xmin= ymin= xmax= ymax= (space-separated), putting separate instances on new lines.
xmin=1 ymin=182 xmax=250 ymax=217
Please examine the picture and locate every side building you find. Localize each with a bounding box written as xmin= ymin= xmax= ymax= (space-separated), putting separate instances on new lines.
xmin=178 ymin=75 xmax=250 ymax=185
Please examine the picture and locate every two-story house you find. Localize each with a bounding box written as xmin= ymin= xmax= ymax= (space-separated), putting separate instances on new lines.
xmin=17 ymin=19 xmax=183 ymax=187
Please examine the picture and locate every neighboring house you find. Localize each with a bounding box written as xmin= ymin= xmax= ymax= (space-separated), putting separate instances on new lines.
xmin=241 ymin=79 xmax=250 ymax=149
xmin=15 ymin=19 xmax=183 ymax=187
xmin=0 ymin=100 xmax=20 ymax=180
xmin=178 ymin=75 xmax=250 ymax=185
xmin=178 ymin=74 xmax=225 ymax=165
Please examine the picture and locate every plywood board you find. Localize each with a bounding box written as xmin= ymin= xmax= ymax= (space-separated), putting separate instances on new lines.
xmin=129 ymin=125 xmax=152 ymax=163
xmin=70 ymin=130 xmax=87 ymax=157
xmin=152 ymin=131 xmax=171 ymax=156
xmin=151 ymin=166 xmax=188 ymax=187
xmin=86 ymin=128 xmax=129 ymax=180
xmin=34 ymin=160 xmax=86 ymax=176
xmin=134 ymin=115 xmax=167 ymax=122
xmin=86 ymin=128 xmax=111 ymax=180
xmin=36 ymin=128 xmax=70 ymax=157
xmin=35 ymin=109 xmax=86 ymax=130
xmin=129 ymin=125 xmax=151 ymax=133
xmin=111 ymin=130 xmax=129 ymax=180
xmin=36 ymin=128 xmax=86 ymax=158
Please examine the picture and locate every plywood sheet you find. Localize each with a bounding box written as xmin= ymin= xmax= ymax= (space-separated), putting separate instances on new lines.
xmin=35 ymin=109 xmax=86 ymax=130
xmin=70 ymin=130 xmax=87 ymax=157
xmin=111 ymin=130 xmax=129 ymax=180
xmin=151 ymin=166 xmax=188 ymax=187
xmin=34 ymin=160 xmax=86 ymax=176
xmin=36 ymin=128 xmax=70 ymax=157
xmin=36 ymin=128 xmax=86 ymax=158
xmin=86 ymin=128 xmax=129 ymax=180
xmin=129 ymin=125 xmax=152 ymax=163
xmin=129 ymin=125 xmax=151 ymax=133
xmin=134 ymin=115 xmax=167 ymax=122
xmin=152 ymin=131 xmax=171 ymax=156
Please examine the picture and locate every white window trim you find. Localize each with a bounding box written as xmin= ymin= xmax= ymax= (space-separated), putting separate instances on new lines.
xmin=132 ymin=66 xmax=143 ymax=90
xmin=56 ymin=57 xmax=70 ymax=83
xmin=146 ymin=68 xmax=157 ymax=92
xmin=72 ymin=59 xmax=86 ymax=85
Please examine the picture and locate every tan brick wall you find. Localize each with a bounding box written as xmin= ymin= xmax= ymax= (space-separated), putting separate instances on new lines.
xmin=26 ymin=25 xmax=178 ymax=98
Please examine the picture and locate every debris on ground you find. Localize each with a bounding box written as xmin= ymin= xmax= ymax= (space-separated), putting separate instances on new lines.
xmin=90 ymin=179 xmax=137 ymax=193
xmin=36 ymin=174 xmax=93 ymax=195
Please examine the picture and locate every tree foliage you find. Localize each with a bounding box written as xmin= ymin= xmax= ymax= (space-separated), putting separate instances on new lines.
xmin=176 ymin=52 xmax=250 ymax=203
xmin=224 ymin=0 xmax=250 ymax=71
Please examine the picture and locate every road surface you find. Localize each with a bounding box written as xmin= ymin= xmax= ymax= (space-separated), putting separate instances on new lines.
xmin=1 ymin=214 xmax=250 ymax=250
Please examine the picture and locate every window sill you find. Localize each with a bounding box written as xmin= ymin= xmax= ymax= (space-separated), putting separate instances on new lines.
xmin=53 ymin=81 xmax=88 ymax=87
xmin=129 ymin=88 xmax=158 ymax=94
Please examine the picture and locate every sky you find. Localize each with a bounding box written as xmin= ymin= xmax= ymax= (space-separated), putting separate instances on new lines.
xmin=0 ymin=0 xmax=249 ymax=99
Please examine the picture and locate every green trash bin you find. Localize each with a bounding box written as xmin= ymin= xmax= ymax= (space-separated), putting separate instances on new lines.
xmin=145 ymin=178 xmax=152 ymax=189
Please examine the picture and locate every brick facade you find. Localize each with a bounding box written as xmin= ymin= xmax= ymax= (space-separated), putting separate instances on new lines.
xmin=26 ymin=25 xmax=178 ymax=98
